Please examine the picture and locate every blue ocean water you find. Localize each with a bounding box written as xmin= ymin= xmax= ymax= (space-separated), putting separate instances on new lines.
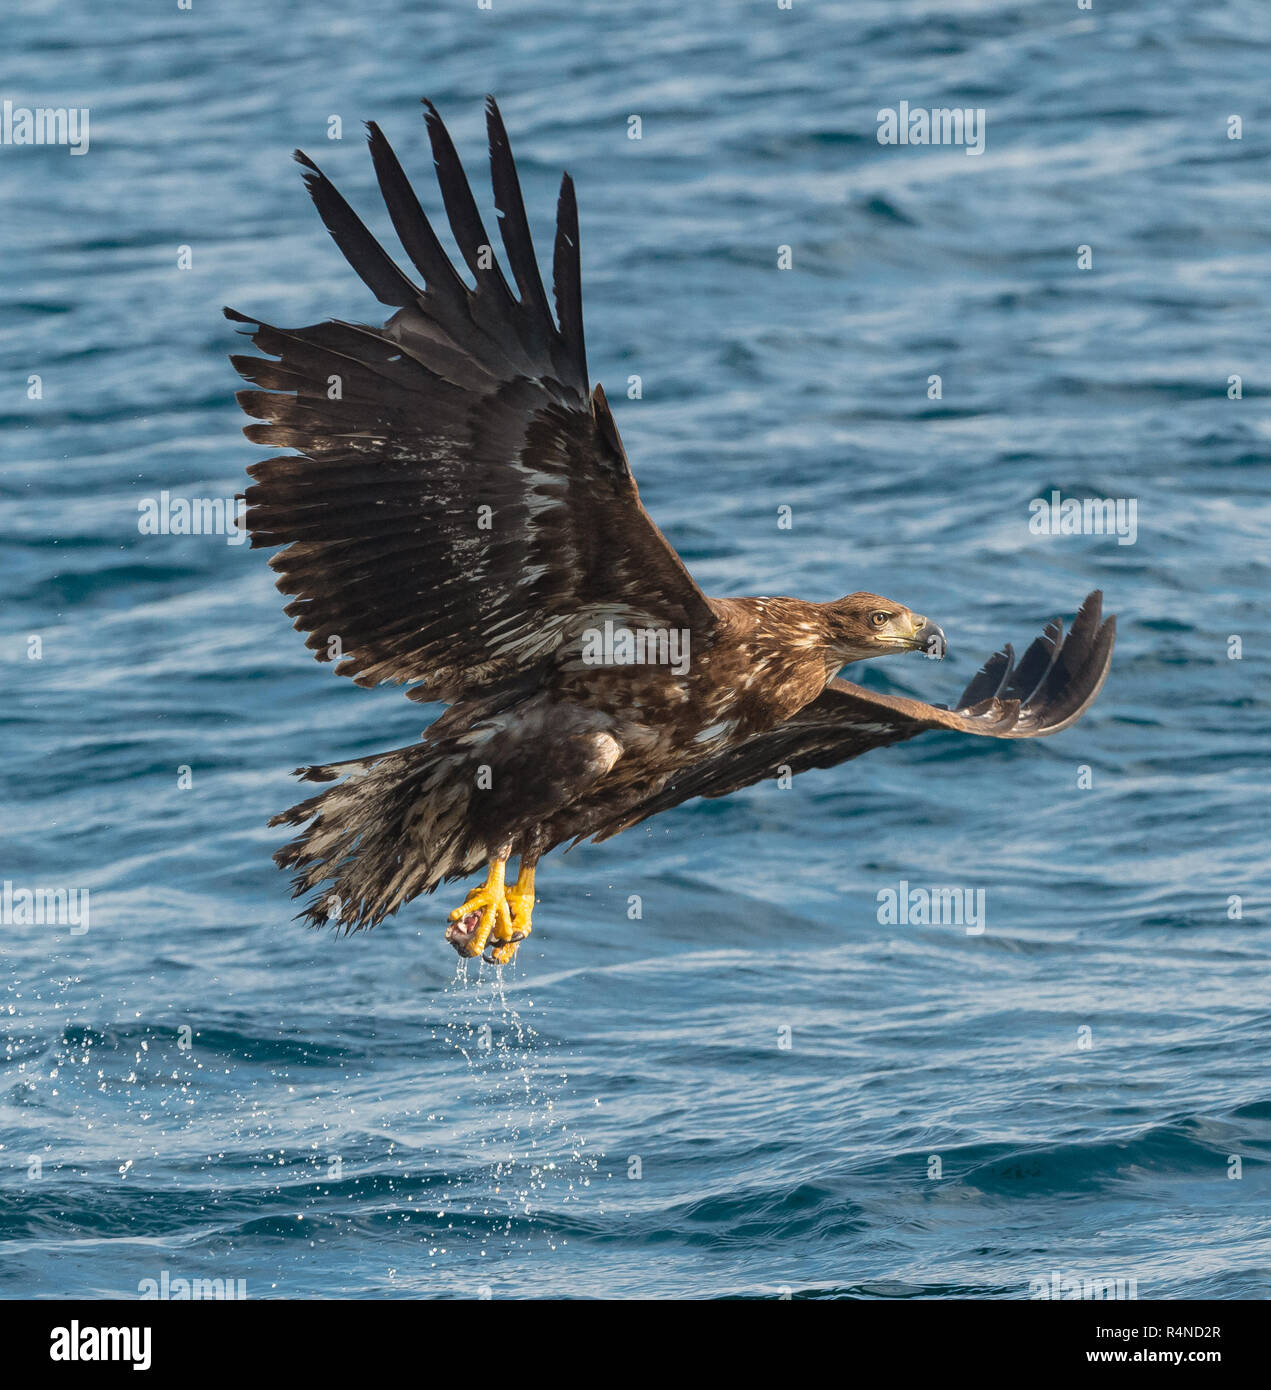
xmin=3 ymin=0 xmax=1270 ymax=1300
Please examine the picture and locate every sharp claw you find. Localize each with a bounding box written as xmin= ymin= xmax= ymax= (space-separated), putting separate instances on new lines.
xmin=444 ymin=866 xmax=532 ymax=965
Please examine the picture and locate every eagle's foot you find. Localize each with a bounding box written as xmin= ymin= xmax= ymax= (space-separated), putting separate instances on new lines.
xmin=483 ymin=932 xmax=526 ymax=966
xmin=485 ymin=865 xmax=536 ymax=966
xmin=445 ymin=858 xmax=512 ymax=959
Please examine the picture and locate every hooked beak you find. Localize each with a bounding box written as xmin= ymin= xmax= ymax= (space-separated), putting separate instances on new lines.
xmin=909 ymin=616 xmax=946 ymax=660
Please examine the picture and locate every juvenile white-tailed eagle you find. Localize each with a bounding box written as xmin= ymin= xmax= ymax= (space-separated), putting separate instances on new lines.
xmin=228 ymin=98 xmax=1115 ymax=965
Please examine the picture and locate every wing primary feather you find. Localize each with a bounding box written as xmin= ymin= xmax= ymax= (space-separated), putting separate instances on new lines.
xmin=553 ymin=173 xmax=588 ymax=387
xmin=1001 ymin=619 xmax=1062 ymax=705
xmin=1033 ymin=616 xmax=1115 ymax=734
xmin=364 ymin=121 xmax=468 ymax=311
xmin=1033 ymin=591 xmax=1101 ymax=714
xmin=292 ymin=150 xmax=420 ymax=309
xmin=957 ymin=643 xmax=1013 ymax=708
xmin=421 ymin=99 xmax=514 ymax=303
xmin=1035 ymin=594 xmax=1110 ymax=730
xmin=484 ymin=97 xmax=552 ymax=320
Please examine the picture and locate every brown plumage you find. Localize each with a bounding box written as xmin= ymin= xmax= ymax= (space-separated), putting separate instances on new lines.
xmin=227 ymin=98 xmax=1115 ymax=964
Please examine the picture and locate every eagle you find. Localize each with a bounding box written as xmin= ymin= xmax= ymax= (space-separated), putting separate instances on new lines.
xmin=228 ymin=98 xmax=1115 ymax=966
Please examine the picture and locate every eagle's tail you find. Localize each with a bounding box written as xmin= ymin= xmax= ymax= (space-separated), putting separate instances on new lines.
xmin=269 ymin=740 xmax=492 ymax=932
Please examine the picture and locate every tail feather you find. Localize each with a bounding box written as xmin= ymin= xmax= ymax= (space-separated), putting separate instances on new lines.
xmin=271 ymin=740 xmax=489 ymax=932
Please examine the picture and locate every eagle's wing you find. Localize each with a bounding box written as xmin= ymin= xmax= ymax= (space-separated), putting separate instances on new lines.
xmin=591 ymin=590 xmax=1114 ymax=840
xmin=228 ymin=98 xmax=715 ymax=703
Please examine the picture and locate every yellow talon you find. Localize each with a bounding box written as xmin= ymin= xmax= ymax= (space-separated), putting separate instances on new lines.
xmin=475 ymin=856 xmax=531 ymax=967
xmin=487 ymin=863 xmax=535 ymax=965
xmin=506 ymin=863 xmax=536 ymax=936
xmin=445 ymin=857 xmax=512 ymax=958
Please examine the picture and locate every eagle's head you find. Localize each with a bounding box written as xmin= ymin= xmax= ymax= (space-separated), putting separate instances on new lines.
xmin=827 ymin=592 xmax=946 ymax=664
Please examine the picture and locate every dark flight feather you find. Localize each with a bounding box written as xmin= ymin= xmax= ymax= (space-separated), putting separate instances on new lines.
xmin=485 ymin=97 xmax=553 ymax=325
xmin=365 ymin=120 xmax=468 ymax=312
xmin=228 ymin=99 xmax=714 ymax=705
xmin=292 ymin=151 xmax=420 ymax=309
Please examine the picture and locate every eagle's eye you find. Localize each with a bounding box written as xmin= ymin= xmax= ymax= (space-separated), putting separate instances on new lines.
xmin=869 ymin=610 xmax=891 ymax=628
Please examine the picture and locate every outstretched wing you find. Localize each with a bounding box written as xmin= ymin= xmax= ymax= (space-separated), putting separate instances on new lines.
xmin=591 ymin=591 xmax=1115 ymax=840
xmin=228 ymin=97 xmax=715 ymax=703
